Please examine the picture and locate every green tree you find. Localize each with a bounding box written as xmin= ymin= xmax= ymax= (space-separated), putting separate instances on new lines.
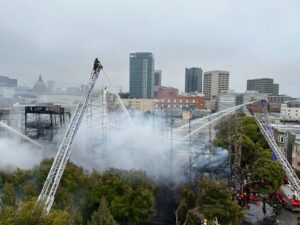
xmin=88 ymin=197 xmax=118 ymax=225
xmin=251 ymin=157 xmax=285 ymax=194
xmin=0 ymin=199 xmax=75 ymax=225
xmin=176 ymin=177 xmax=243 ymax=225
xmin=1 ymin=183 xmax=16 ymax=207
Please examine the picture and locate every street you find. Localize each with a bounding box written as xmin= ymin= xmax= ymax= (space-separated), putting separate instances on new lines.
xmin=278 ymin=208 xmax=300 ymax=225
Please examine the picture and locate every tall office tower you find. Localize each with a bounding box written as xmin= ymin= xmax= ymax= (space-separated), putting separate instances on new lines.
xmin=154 ymin=70 xmax=162 ymax=98
xmin=129 ymin=52 xmax=154 ymax=98
xmin=203 ymin=70 xmax=229 ymax=100
xmin=185 ymin=67 xmax=203 ymax=93
xmin=247 ymin=78 xmax=279 ymax=95
xmin=154 ymin=70 xmax=162 ymax=86
xmin=273 ymin=83 xmax=279 ymax=95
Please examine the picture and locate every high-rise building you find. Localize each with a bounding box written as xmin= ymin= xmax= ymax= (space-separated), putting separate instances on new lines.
xmin=185 ymin=67 xmax=203 ymax=93
xmin=129 ymin=52 xmax=154 ymax=99
xmin=154 ymin=70 xmax=162 ymax=97
xmin=0 ymin=76 xmax=17 ymax=87
xmin=247 ymin=78 xmax=279 ymax=95
xmin=203 ymin=70 xmax=229 ymax=100
xmin=273 ymin=83 xmax=279 ymax=95
xmin=154 ymin=70 xmax=162 ymax=86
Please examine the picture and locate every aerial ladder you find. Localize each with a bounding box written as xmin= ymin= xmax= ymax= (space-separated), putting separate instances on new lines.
xmin=37 ymin=59 xmax=103 ymax=213
xmin=246 ymin=100 xmax=300 ymax=196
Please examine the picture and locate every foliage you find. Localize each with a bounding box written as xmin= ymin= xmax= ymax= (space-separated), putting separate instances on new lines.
xmin=176 ymin=177 xmax=243 ymax=225
xmin=251 ymin=157 xmax=285 ymax=194
xmin=88 ymin=197 xmax=118 ymax=225
xmin=214 ymin=115 xmax=285 ymax=195
xmin=0 ymin=199 xmax=75 ymax=225
xmin=0 ymin=160 xmax=156 ymax=225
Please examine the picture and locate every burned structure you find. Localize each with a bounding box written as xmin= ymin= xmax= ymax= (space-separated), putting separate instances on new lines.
xmin=25 ymin=105 xmax=71 ymax=139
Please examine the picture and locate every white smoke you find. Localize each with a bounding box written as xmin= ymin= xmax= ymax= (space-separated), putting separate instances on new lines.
xmin=0 ymin=101 xmax=228 ymax=184
xmin=70 ymin=114 xmax=185 ymax=182
xmin=0 ymin=137 xmax=48 ymax=171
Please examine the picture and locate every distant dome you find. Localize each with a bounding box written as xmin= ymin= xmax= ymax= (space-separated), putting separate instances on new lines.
xmin=33 ymin=75 xmax=47 ymax=96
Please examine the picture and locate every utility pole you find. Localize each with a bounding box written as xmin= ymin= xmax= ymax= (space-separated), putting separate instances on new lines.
xmin=188 ymin=111 xmax=192 ymax=182
xmin=170 ymin=118 xmax=174 ymax=183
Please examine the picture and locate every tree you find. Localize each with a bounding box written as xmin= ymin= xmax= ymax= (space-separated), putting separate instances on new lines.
xmin=176 ymin=177 xmax=243 ymax=225
xmin=251 ymin=157 xmax=285 ymax=194
xmin=0 ymin=199 xmax=75 ymax=225
xmin=1 ymin=183 xmax=16 ymax=207
xmin=88 ymin=197 xmax=118 ymax=225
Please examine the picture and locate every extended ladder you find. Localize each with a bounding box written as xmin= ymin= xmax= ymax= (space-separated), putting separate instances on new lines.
xmin=37 ymin=60 xmax=103 ymax=213
xmin=246 ymin=102 xmax=300 ymax=196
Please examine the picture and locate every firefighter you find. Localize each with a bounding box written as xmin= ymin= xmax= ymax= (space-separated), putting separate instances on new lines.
xmin=93 ymin=58 xmax=102 ymax=72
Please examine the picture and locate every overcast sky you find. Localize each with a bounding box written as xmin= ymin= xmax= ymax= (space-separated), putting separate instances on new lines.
xmin=0 ymin=0 xmax=299 ymax=96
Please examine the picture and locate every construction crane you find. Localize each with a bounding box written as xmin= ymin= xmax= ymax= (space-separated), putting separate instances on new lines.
xmin=246 ymin=100 xmax=300 ymax=196
xmin=37 ymin=59 xmax=103 ymax=213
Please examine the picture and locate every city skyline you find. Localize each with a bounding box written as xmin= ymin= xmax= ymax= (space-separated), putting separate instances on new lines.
xmin=0 ymin=1 xmax=300 ymax=97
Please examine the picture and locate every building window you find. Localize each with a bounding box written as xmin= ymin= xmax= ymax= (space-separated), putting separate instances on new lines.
xmin=279 ymin=136 xmax=285 ymax=143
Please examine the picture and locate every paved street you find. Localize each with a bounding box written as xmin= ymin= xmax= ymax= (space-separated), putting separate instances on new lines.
xmin=278 ymin=208 xmax=300 ymax=225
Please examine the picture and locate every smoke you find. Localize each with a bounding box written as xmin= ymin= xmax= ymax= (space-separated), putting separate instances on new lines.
xmin=0 ymin=96 xmax=229 ymax=184
xmin=0 ymin=137 xmax=49 ymax=172
xmin=70 ymin=113 xmax=185 ymax=183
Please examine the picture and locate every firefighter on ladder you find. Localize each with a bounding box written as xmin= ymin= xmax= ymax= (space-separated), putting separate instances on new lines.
xmin=93 ymin=58 xmax=103 ymax=72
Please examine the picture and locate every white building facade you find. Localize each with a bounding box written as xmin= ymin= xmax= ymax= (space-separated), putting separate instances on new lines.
xmin=281 ymin=100 xmax=300 ymax=122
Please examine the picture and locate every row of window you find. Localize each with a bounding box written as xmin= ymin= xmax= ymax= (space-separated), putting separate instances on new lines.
xmin=155 ymin=99 xmax=198 ymax=103
xmin=155 ymin=104 xmax=201 ymax=108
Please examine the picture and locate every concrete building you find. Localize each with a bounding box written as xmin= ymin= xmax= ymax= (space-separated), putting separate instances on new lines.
xmin=154 ymin=70 xmax=162 ymax=97
xmin=33 ymin=75 xmax=47 ymax=96
xmin=281 ymin=100 xmax=300 ymax=122
xmin=154 ymin=70 xmax=161 ymax=86
xmin=203 ymin=70 xmax=229 ymax=100
xmin=157 ymin=86 xmax=179 ymax=99
xmin=242 ymin=91 xmax=268 ymax=104
xmin=154 ymin=95 xmax=205 ymax=110
xmin=122 ymin=99 xmax=154 ymax=112
xmin=203 ymin=70 xmax=229 ymax=111
xmin=185 ymin=67 xmax=203 ymax=93
xmin=217 ymin=90 xmax=237 ymax=111
xmin=247 ymin=78 xmax=279 ymax=95
xmin=0 ymin=76 xmax=17 ymax=87
xmin=268 ymin=95 xmax=293 ymax=113
xmin=292 ymin=140 xmax=300 ymax=171
xmin=268 ymin=95 xmax=293 ymax=104
xmin=129 ymin=52 xmax=154 ymax=99
xmin=273 ymin=129 xmax=296 ymax=163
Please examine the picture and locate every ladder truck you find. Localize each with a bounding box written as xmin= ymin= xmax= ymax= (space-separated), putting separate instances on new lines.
xmin=246 ymin=100 xmax=300 ymax=197
xmin=37 ymin=59 xmax=103 ymax=213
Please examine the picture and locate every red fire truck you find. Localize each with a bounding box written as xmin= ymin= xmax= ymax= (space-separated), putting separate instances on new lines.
xmin=275 ymin=185 xmax=300 ymax=211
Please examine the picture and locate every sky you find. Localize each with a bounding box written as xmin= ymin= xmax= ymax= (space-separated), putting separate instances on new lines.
xmin=0 ymin=0 xmax=300 ymax=97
